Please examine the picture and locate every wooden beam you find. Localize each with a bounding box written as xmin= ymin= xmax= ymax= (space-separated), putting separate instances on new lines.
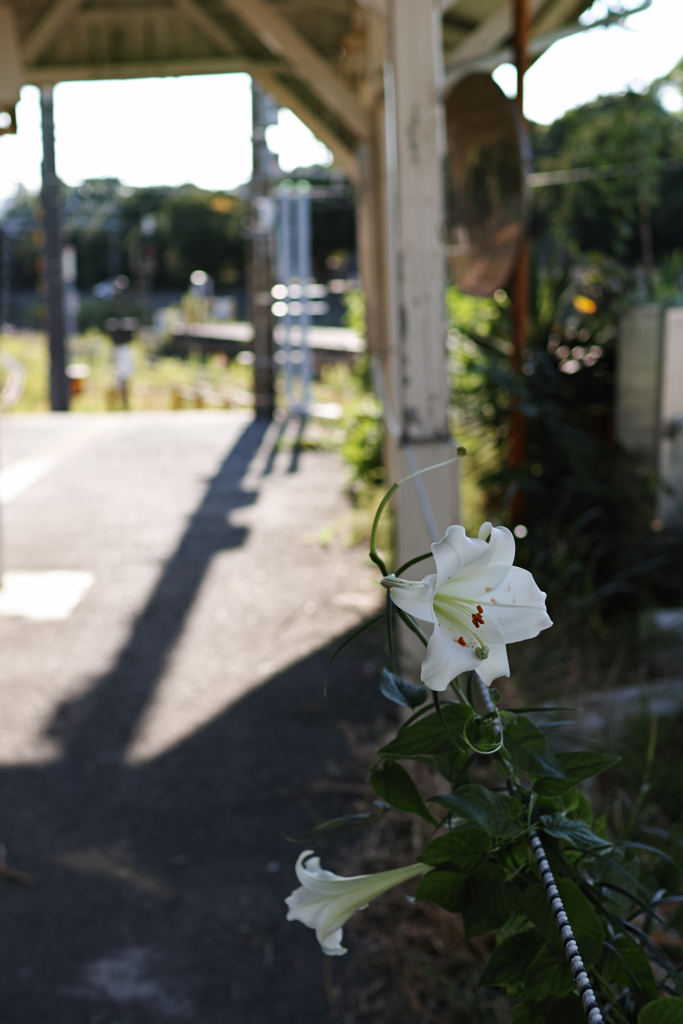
xmin=446 ymin=0 xmax=545 ymax=65
xmin=173 ymin=0 xmax=239 ymax=54
xmin=22 ymin=0 xmax=83 ymax=64
xmin=355 ymin=0 xmax=387 ymax=16
xmin=533 ymin=0 xmax=584 ymax=36
xmin=256 ymin=71 xmax=359 ymax=182
xmin=23 ymin=57 xmax=278 ymax=84
xmin=78 ymin=6 xmax=176 ymax=22
xmin=219 ymin=0 xmax=369 ymax=140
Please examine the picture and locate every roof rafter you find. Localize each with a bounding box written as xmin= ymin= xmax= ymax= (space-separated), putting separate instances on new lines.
xmin=256 ymin=69 xmax=359 ymax=181
xmin=219 ymin=0 xmax=369 ymax=140
xmin=23 ymin=57 xmax=277 ymax=84
xmin=173 ymin=0 xmax=239 ymax=54
xmin=446 ymin=0 xmax=546 ymax=65
xmin=22 ymin=0 xmax=84 ymax=64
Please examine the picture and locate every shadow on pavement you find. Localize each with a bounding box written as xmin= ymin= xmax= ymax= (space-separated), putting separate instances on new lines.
xmin=0 ymin=415 xmax=389 ymax=1024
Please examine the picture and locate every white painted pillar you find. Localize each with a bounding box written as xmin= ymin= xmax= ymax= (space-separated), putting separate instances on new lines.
xmin=383 ymin=0 xmax=458 ymax=569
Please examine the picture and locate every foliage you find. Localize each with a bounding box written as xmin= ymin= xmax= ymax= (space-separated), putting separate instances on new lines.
xmin=532 ymin=76 xmax=683 ymax=268
xmin=340 ymin=388 xmax=384 ymax=490
xmin=1 ymin=181 xmax=249 ymax=295
xmin=343 ymin=288 xmax=367 ymax=340
xmin=448 ymin=251 xmax=683 ymax=670
xmin=0 ymin=332 xmax=48 ymax=411
xmin=0 ymin=330 xmax=254 ymax=413
xmin=315 ymin=479 xmax=683 ymax=1023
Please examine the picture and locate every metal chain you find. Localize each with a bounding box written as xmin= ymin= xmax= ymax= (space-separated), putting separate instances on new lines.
xmin=474 ymin=674 xmax=604 ymax=1023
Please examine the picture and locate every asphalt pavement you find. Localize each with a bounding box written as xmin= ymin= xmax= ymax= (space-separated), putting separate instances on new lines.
xmin=0 ymin=410 xmax=386 ymax=1024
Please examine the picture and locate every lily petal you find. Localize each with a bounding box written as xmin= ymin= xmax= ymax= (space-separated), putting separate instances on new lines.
xmin=286 ymin=852 xmax=429 ymax=955
xmin=437 ymin=563 xmax=511 ymax=602
xmin=481 ymin=566 xmax=552 ymax=642
xmin=475 ymin=644 xmax=510 ymax=686
xmin=486 ymin=525 xmax=516 ymax=566
xmin=432 ymin=525 xmax=490 ymax=591
xmin=385 ymin=574 xmax=436 ymax=622
xmin=422 ymin=621 xmax=479 ymax=690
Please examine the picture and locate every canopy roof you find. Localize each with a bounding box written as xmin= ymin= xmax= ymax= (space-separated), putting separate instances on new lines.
xmin=8 ymin=0 xmax=594 ymax=175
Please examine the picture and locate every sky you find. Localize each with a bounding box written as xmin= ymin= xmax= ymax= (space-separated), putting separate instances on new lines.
xmin=0 ymin=0 xmax=682 ymax=206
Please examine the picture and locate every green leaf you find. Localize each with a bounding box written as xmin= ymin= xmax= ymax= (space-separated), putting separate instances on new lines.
xmin=370 ymin=761 xmax=436 ymax=824
xmin=415 ymin=868 xmax=465 ymax=912
xmin=380 ymin=668 xmax=428 ymax=709
xmin=639 ymin=999 xmax=683 ymax=1024
xmin=522 ymin=879 xmax=605 ymax=968
xmin=433 ymin=749 xmax=471 ymax=785
xmin=524 ymin=944 xmax=575 ymax=1001
xmin=431 ymin=785 xmax=523 ymax=837
xmin=605 ymin=936 xmax=659 ymax=1004
xmin=307 ymin=812 xmax=375 ymax=837
xmin=569 ymin=791 xmax=594 ymax=824
xmin=418 ymin=824 xmax=492 ymax=873
xmin=462 ymin=864 xmax=522 ymax=937
xmin=593 ymin=813 xmax=608 ymax=839
xmin=534 ymin=752 xmax=621 ymax=797
xmin=379 ymin=703 xmax=473 ymax=758
xmin=514 ymin=996 xmax=584 ymax=1024
xmin=512 ymin=996 xmax=585 ymax=1024
xmin=512 ymin=1000 xmax=545 ymax=1024
xmin=539 ymin=813 xmax=611 ymax=851
xmin=543 ymin=995 xmax=587 ymax=1024
xmin=480 ymin=930 xmax=544 ymax=987
xmin=504 ymin=716 xmax=565 ymax=779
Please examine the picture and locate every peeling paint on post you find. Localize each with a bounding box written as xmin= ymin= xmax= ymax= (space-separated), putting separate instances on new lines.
xmin=386 ymin=0 xmax=459 ymax=568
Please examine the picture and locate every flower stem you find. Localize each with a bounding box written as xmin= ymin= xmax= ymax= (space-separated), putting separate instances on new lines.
xmin=432 ymin=690 xmax=461 ymax=750
xmin=395 ymin=551 xmax=432 ymax=576
xmin=393 ymin=606 xmax=428 ymax=647
xmin=386 ymin=594 xmax=397 ymax=673
xmin=369 ymin=483 xmax=398 ymax=576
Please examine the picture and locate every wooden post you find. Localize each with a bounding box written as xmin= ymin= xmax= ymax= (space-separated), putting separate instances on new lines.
xmin=250 ymin=80 xmax=276 ymax=420
xmin=40 ymin=85 xmax=69 ymax=412
xmin=508 ymin=0 xmax=530 ymax=504
xmin=385 ymin=0 xmax=459 ymax=568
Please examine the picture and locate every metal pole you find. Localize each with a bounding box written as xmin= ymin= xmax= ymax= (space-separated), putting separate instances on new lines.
xmin=250 ymin=81 xmax=276 ymax=420
xmin=508 ymin=0 xmax=530 ymax=513
xmin=0 ymin=226 xmax=9 ymax=326
xmin=296 ymin=181 xmax=312 ymax=410
xmin=278 ymin=186 xmax=294 ymax=406
xmin=476 ymin=677 xmax=604 ymax=1024
xmin=40 ymin=86 xmax=69 ymax=412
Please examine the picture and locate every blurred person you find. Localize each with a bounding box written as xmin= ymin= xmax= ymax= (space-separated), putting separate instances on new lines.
xmin=105 ymin=316 xmax=138 ymax=409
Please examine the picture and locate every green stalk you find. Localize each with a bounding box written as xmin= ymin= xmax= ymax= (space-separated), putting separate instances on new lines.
xmin=369 ymin=482 xmax=398 ymax=576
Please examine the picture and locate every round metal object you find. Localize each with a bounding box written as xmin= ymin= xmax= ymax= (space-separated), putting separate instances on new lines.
xmin=445 ymin=73 xmax=530 ymax=297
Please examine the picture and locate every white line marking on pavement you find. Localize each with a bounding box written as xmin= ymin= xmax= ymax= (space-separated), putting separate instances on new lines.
xmin=0 ymin=419 xmax=112 ymax=505
xmin=0 ymin=571 xmax=94 ymax=620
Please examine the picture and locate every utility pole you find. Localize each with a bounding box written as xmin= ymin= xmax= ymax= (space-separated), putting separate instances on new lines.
xmin=40 ymin=86 xmax=69 ymax=411
xmin=508 ymin=0 xmax=531 ymax=515
xmin=250 ymin=80 xmax=276 ymax=420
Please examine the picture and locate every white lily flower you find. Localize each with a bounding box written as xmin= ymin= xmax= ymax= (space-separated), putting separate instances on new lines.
xmin=285 ymin=851 xmax=429 ymax=955
xmin=382 ymin=521 xmax=552 ymax=691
